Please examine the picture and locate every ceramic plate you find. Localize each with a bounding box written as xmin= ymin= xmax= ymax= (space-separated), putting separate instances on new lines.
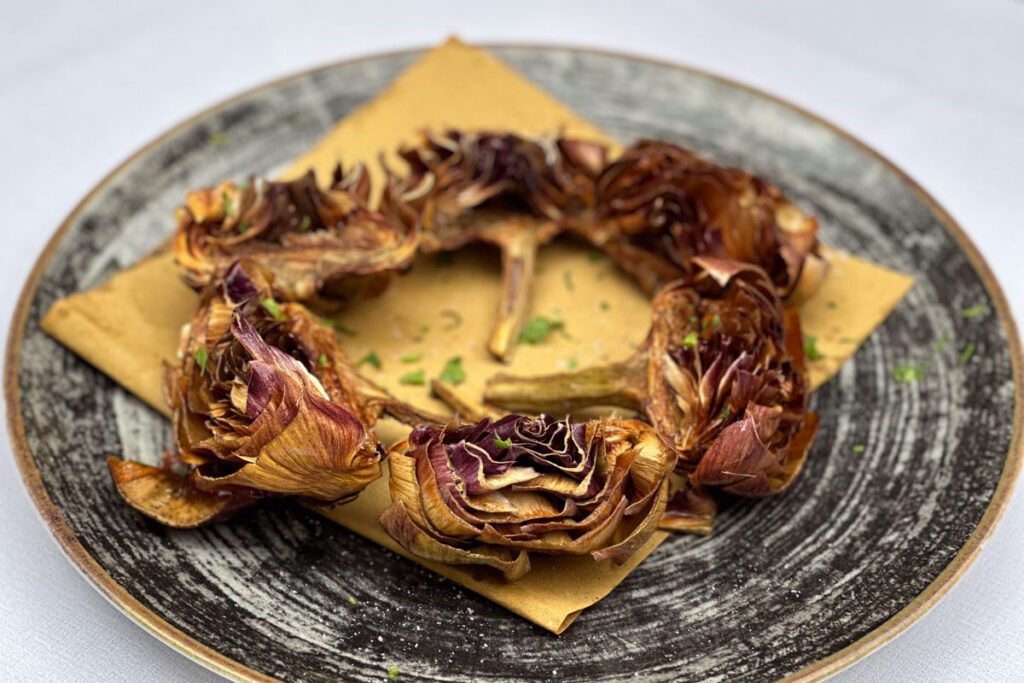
xmin=6 ymin=45 xmax=1021 ymax=682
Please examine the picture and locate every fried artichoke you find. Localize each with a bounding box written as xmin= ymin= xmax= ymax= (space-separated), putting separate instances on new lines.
xmin=173 ymin=166 xmax=418 ymax=308
xmin=382 ymin=130 xmax=607 ymax=359
xmin=108 ymin=260 xmax=444 ymax=528
xmin=379 ymin=414 xmax=674 ymax=581
xmin=484 ymin=258 xmax=818 ymax=515
xmin=578 ymin=140 xmax=825 ymax=303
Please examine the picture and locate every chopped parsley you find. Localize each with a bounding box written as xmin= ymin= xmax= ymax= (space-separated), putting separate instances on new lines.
xmin=839 ymin=336 xmax=858 ymax=344
xmin=399 ymin=369 xmax=426 ymax=386
xmin=719 ymin=405 xmax=731 ymax=420
xmin=357 ymin=351 xmax=381 ymax=370
xmin=494 ymin=436 xmax=512 ymax=449
xmin=411 ymin=324 xmax=431 ymax=343
xmin=826 ymin=301 xmax=838 ymax=310
xmin=237 ymin=220 xmax=250 ymax=234
xmin=317 ymin=353 xmax=328 ymax=368
xmin=599 ymin=301 xmax=610 ymax=311
xmin=853 ymin=445 xmax=866 ymax=454
xmin=319 ymin=318 xmax=357 ymax=337
xmin=221 ymin=191 xmax=235 ymax=217
xmin=892 ymin=363 xmax=924 ymax=383
xmin=587 ymin=252 xmax=604 ymax=263
xmin=209 ymin=132 xmax=229 ymax=146
xmin=387 ymin=666 xmax=400 ymax=679
xmin=711 ymin=314 xmax=722 ymax=329
xmin=260 ymin=298 xmax=285 ymax=321
xmin=440 ymin=309 xmax=463 ymax=331
xmin=346 ymin=595 xmax=358 ymax=606
xmin=194 ymin=347 xmax=208 ymax=375
xmin=804 ymin=335 xmax=824 ymax=361
xmin=961 ymin=303 xmax=990 ymax=319
xmin=400 ymin=353 xmax=423 ymax=363
xmin=566 ymin=357 xmax=578 ymax=370
xmin=438 ymin=356 xmax=466 ymax=385
xmin=519 ymin=317 xmax=564 ymax=344
xmin=960 ymin=342 xmax=976 ymax=365
xmin=298 ymin=215 xmax=311 ymax=232
xmin=932 ymin=331 xmax=950 ymax=352
xmin=681 ymin=331 xmax=699 ymax=348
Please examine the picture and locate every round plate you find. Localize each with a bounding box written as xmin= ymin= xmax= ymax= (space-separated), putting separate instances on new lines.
xmin=6 ymin=45 xmax=1021 ymax=682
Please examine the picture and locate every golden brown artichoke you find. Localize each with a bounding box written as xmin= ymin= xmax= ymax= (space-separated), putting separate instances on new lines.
xmin=379 ymin=414 xmax=674 ymax=581
xmin=645 ymin=259 xmax=819 ymax=495
xmin=579 ymin=140 xmax=825 ymax=303
xmin=108 ymin=261 xmax=409 ymax=527
xmin=382 ymin=130 xmax=607 ymax=359
xmin=484 ymin=259 xmax=818 ymax=525
xmin=173 ymin=166 xmax=418 ymax=308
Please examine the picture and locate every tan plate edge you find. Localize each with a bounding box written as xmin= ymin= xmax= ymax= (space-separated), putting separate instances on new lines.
xmin=5 ymin=42 xmax=1021 ymax=683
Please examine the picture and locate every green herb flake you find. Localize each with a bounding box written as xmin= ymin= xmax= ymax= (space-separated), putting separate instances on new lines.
xmin=599 ymin=301 xmax=610 ymax=312
xmin=357 ymin=351 xmax=382 ymax=370
xmin=387 ymin=666 xmax=400 ymax=679
xmin=587 ymin=252 xmax=604 ymax=263
xmin=563 ymin=270 xmax=575 ymax=292
xmin=892 ymin=363 xmax=925 ymax=383
xmin=960 ymin=342 xmax=976 ymax=365
xmin=399 ymin=369 xmax=426 ymax=386
xmin=209 ymin=132 xmax=229 ymax=146
xmin=961 ymin=303 xmax=990 ymax=319
xmin=826 ymin=301 xmax=838 ymax=310
xmin=566 ymin=357 xmax=578 ymax=370
xmin=804 ymin=335 xmax=824 ymax=361
xmin=494 ymin=436 xmax=512 ymax=449
xmin=519 ymin=317 xmax=564 ymax=345
xmin=260 ymin=298 xmax=285 ymax=321
xmin=336 ymin=323 xmax=357 ymax=337
xmin=346 ymin=595 xmax=358 ymax=606
xmin=839 ymin=337 xmax=858 ymax=344
xmin=317 ymin=353 xmax=328 ymax=368
xmin=440 ymin=309 xmax=463 ymax=330
xmin=298 ymin=215 xmax=311 ymax=232
xmin=237 ymin=220 xmax=250 ymax=234
xmin=719 ymin=405 xmax=731 ymax=421
xmin=400 ymin=353 xmax=423 ymax=363
xmin=932 ymin=331 xmax=950 ymax=352
xmin=439 ymin=356 xmax=466 ymax=385
xmin=853 ymin=445 xmax=866 ymax=454
xmin=221 ymin=191 xmax=236 ymax=218
xmin=681 ymin=331 xmax=699 ymax=349
xmin=194 ymin=347 xmax=208 ymax=375
xmin=711 ymin=314 xmax=722 ymax=328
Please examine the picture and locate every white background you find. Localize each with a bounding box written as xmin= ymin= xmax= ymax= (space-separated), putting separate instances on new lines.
xmin=2 ymin=1 xmax=1022 ymax=680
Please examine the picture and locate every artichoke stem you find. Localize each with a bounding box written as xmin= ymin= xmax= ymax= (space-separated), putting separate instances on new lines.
xmin=485 ymin=355 xmax=646 ymax=413
xmin=487 ymin=225 xmax=542 ymax=361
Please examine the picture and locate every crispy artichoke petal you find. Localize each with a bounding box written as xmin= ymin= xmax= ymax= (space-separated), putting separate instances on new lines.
xmin=107 ymin=457 xmax=253 ymax=528
xmin=380 ymin=500 xmax=531 ymax=582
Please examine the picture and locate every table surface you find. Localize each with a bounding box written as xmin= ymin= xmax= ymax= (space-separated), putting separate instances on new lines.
xmin=2 ymin=1 xmax=1022 ymax=680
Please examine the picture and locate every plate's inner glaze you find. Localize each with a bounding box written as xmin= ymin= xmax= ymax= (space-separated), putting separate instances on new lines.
xmin=14 ymin=47 xmax=1015 ymax=682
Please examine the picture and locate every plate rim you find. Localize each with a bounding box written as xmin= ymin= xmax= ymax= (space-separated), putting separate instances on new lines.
xmin=5 ymin=42 xmax=1021 ymax=683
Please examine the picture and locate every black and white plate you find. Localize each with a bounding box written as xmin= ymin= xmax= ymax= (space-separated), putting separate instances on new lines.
xmin=6 ymin=45 xmax=1021 ymax=682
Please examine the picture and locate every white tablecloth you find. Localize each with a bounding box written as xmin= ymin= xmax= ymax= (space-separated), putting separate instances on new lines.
xmin=2 ymin=1 xmax=1022 ymax=680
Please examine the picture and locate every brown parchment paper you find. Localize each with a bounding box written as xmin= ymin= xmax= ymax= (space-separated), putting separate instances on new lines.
xmin=41 ymin=38 xmax=914 ymax=634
